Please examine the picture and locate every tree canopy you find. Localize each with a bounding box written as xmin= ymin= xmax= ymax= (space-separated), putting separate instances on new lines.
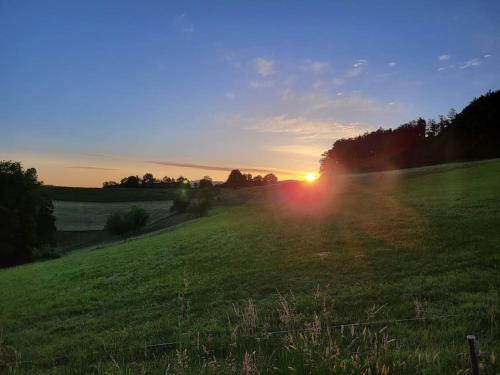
xmin=103 ymin=173 xmax=190 ymax=189
xmin=0 ymin=161 xmax=56 ymax=267
xmin=224 ymin=169 xmax=278 ymax=188
xmin=320 ymin=90 xmax=500 ymax=175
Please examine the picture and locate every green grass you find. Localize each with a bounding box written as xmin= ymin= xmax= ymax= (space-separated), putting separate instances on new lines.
xmin=53 ymin=201 xmax=173 ymax=231
xmin=43 ymin=186 xmax=176 ymax=202
xmin=1 ymin=160 xmax=500 ymax=373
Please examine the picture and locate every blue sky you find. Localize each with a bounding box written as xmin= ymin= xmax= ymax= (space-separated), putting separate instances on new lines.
xmin=1 ymin=0 xmax=499 ymax=186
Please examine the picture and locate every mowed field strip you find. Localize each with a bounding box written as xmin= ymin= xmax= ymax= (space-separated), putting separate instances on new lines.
xmin=53 ymin=200 xmax=173 ymax=231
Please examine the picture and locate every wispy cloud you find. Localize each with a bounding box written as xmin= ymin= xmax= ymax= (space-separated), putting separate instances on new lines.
xmin=484 ymin=54 xmax=492 ymax=58
xmin=81 ymin=153 xmax=299 ymax=176
xmin=459 ymin=58 xmax=481 ymax=69
xmin=255 ymin=58 xmax=274 ymax=77
xmin=224 ymin=92 xmax=235 ymax=99
xmin=149 ymin=159 xmax=297 ymax=175
xmin=308 ymin=60 xmax=330 ymax=74
xmin=347 ymin=59 xmax=368 ymax=77
xmin=247 ymin=115 xmax=369 ymax=141
xmin=265 ymin=144 xmax=326 ymax=157
xmin=438 ymin=54 xmax=451 ymax=61
xmin=173 ymin=14 xmax=194 ymax=33
xmin=249 ymin=80 xmax=274 ymax=89
xmin=388 ymin=62 xmax=397 ymax=67
xmin=66 ymin=165 xmax=118 ymax=171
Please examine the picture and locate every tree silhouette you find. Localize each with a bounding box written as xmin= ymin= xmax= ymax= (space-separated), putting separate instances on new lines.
xmin=199 ymin=176 xmax=213 ymax=189
xmin=225 ymin=169 xmax=246 ymax=188
xmin=120 ymin=175 xmax=141 ymax=188
xmin=320 ymin=90 xmax=500 ymax=175
xmin=142 ymin=173 xmax=158 ymax=187
xmin=263 ymin=173 xmax=278 ymax=185
xmin=0 ymin=161 xmax=56 ymax=267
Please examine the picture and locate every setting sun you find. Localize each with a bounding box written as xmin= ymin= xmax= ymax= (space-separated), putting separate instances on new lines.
xmin=304 ymin=172 xmax=318 ymax=183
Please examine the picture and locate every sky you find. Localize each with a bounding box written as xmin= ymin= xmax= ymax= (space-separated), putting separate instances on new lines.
xmin=1 ymin=0 xmax=499 ymax=186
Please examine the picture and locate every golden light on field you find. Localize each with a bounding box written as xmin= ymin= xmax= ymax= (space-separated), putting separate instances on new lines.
xmin=304 ymin=172 xmax=318 ymax=183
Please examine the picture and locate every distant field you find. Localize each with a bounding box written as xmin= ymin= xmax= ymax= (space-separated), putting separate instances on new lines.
xmin=43 ymin=186 xmax=176 ymax=202
xmin=1 ymin=159 xmax=499 ymax=373
xmin=53 ymin=200 xmax=173 ymax=231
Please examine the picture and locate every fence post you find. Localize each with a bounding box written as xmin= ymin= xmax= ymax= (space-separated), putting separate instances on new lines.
xmin=467 ymin=335 xmax=480 ymax=375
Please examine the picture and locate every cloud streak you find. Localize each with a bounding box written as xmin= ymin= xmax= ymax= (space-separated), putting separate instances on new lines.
xmin=66 ymin=165 xmax=118 ymax=171
xmin=148 ymin=159 xmax=298 ymax=176
xmin=247 ymin=115 xmax=369 ymax=141
xmin=459 ymin=58 xmax=481 ymax=69
xmin=265 ymin=144 xmax=326 ymax=157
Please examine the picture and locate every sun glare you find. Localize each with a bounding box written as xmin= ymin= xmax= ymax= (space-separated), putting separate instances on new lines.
xmin=304 ymin=172 xmax=318 ymax=183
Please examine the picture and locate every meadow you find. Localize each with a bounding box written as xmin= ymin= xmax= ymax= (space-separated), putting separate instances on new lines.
xmin=43 ymin=186 xmax=176 ymax=203
xmin=1 ymin=160 xmax=499 ymax=374
xmin=53 ymin=201 xmax=173 ymax=231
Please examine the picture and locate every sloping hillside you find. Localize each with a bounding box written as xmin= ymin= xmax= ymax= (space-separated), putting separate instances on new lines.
xmin=1 ymin=160 xmax=499 ymax=373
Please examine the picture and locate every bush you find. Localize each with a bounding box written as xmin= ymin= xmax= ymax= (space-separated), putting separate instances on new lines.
xmin=189 ymin=187 xmax=214 ymax=217
xmin=171 ymin=189 xmax=190 ymax=213
xmin=189 ymin=198 xmax=211 ymax=217
xmin=105 ymin=206 xmax=149 ymax=235
xmin=125 ymin=206 xmax=149 ymax=230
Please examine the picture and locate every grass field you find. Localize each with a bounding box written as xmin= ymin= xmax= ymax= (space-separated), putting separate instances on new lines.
xmin=53 ymin=201 xmax=173 ymax=231
xmin=43 ymin=186 xmax=176 ymax=202
xmin=1 ymin=160 xmax=499 ymax=373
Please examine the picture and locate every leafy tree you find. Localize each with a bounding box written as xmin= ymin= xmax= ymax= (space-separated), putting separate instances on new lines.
xmin=171 ymin=189 xmax=190 ymax=213
xmin=104 ymin=212 xmax=130 ymax=235
xmin=120 ymin=175 xmax=141 ymax=188
xmin=104 ymin=206 xmax=149 ymax=235
xmin=161 ymin=176 xmax=175 ymax=187
xmin=225 ymin=169 xmax=246 ymax=188
xmin=263 ymin=173 xmax=278 ymax=185
xmin=142 ymin=173 xmax=158 ymax=187
xmin=0 ymin=161 xmax=56 ymax=267
xmin=199 ymin=176 xmax=213 ymax=189
xmin=102 ymin=181 xmax=119 ymax=188
xmin=253 ymin=175 xmax=263 ymax=186
xmin=176 ymin=176 xmax=190 ymax=188
xmin=189 ymin=187 xmax=214 ymax=217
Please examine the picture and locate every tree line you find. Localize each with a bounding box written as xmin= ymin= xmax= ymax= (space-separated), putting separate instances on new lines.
xmin=103 ymin=170 xmax=278 ymax=189
xmin=103 ymin=174 xmax=195 ymax=189
xmin=320 ymin=90 xmax=500 ymax=174
xmin=223 ymin=169 xmax=278 ymax=188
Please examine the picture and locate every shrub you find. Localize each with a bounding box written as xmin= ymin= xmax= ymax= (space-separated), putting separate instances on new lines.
xmin=189 ymin=187 xmax=214 ymax=217
xmin=189 ymin=198 xmax=211 ymax=217
xmin=104 ymin=211 xmax=130 ymax=235
xmin=125 ymin=206 xmax=149 ymax=230
xmin=105 ymin=206 xmax=149 ymax=235
xmin=171 ymin=189 xmax=191 ymax=213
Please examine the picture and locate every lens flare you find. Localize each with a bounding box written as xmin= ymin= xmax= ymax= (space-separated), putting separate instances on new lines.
xmin=304 ymin=172 xmax=318 ymax=183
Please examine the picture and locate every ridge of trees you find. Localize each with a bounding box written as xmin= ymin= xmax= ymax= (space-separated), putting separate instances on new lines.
xmin=320 ymin=90 xmax=500 ymax=174
xmin=103 ymin=171 xmax=278 ymax=190
xmin=103 ymin=174 xmax=192 ymax=189
xmin=222 ymin=170 xmax=278 ymax=188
